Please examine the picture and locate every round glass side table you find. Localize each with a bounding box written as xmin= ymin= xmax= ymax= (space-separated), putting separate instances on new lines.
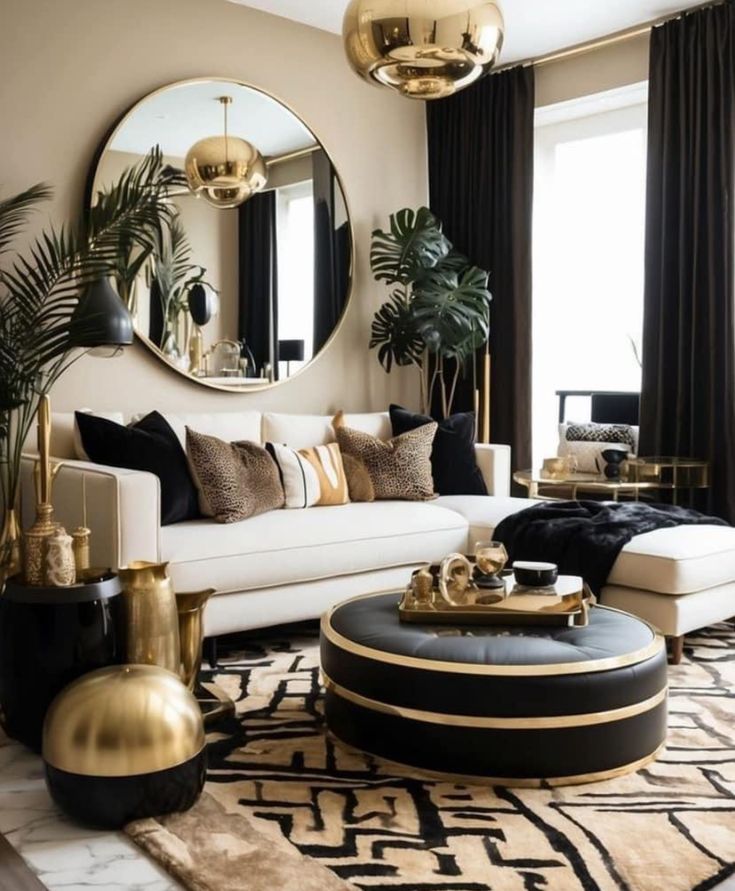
xmin=513 ymin=470 xmax=658 ymax=502
xmin=515 ymin=457 xmax=710 ymax=504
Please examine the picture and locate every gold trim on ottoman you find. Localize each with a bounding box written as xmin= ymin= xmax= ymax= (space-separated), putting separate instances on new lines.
xmin=321 ymin=603 xmax=666 ymax=677
xmin=322 ymin=673 xmax=668 ymax=729
xmin=327 ymin=730 xmax=668 ymax=789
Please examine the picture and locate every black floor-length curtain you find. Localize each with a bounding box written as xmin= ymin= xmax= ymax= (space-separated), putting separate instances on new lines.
xmin=640 ymin=2 xmax=735 ymax=521
xmin=313 ymin=149 xmax=342 ymax=354
xmin=427 ymin=66 xmax=535 ymax=471
xmin=238 ymin=191 xmax=279 ymax=379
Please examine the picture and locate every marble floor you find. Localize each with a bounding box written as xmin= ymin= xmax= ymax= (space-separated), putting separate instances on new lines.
xmin=0 ymin=736 xmax=182 ymax=891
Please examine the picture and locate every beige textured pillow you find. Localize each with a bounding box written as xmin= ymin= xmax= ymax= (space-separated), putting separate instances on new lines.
xmin=332 ymin=411 xmax=437 ymax=501
xmin=186 ymin=428 xmax=285 ymax=523
xmin=342 ymin=453 xmax=375 ymax=503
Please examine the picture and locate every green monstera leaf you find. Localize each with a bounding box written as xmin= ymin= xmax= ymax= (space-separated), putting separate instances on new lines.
xmin=369 ymin=290 xmax=425 ymax=373
xmin=370 ymin=207 xmax=451 ymax=286
xmin=413 ymin=266 xmax=491 ymax=356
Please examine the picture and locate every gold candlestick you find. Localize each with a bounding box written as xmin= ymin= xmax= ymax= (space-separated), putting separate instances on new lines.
xmin=72 ymin=527 xmax=91 ymax=574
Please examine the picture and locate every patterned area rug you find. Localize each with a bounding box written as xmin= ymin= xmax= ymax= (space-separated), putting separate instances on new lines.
xmin=199 ymin=622 xmax=735 ymax=891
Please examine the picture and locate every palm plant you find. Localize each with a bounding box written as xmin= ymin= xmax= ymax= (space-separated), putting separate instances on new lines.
xmin=147 ymin=212 xmax=212 ymax=357
xmin=0 ymin=149 xmax=177 ymax=575
xmin=369 ymin=207 xmax=491 ymax=417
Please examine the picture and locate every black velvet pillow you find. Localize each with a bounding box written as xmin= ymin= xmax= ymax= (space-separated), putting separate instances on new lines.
xmin=389 ymin=404 xmax=488 ymax=497
xmin=74 ymin=411 xmax=200 ymax=525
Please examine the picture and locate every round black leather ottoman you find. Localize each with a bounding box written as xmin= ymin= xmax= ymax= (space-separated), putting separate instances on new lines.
xmin=320 ymin=594 xmax=668 ymax=786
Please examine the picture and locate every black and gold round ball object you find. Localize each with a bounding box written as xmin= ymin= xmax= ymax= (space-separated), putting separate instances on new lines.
xmin=43 ymin=665 xmax=206 ymax=829
xmin=321 ymin=594 xmax=668 ymax=786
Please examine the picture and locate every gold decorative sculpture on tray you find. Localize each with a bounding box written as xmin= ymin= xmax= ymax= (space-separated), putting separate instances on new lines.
xmin=399 ymin=554 xmax=593 ymax=627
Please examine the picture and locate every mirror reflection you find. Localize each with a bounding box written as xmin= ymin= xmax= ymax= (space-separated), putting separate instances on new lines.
xmin=91 ymin=79 xmax=352 ymax=389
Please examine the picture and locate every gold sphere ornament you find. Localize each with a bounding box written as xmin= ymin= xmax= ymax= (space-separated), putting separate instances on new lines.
xmin=343 ymin=0 xmax=504 ymax=100
xmin=43 ymin=665 xmax=206 ymax=829
xmin=184 ymin=96 xmax=268 ymax=209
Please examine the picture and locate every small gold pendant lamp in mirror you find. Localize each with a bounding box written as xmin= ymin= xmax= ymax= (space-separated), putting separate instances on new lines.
xmin=343 ymin=0 xmax=504 ymax=100
xmin=185 ymin=96 xmax=268 ymax=208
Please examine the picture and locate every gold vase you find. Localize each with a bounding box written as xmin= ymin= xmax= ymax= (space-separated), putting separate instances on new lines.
xmin=118 ymin=561 xmax=181 ymax=676
xmin=175 ymin=589 xmax=216 ymax=690
xmin=23 ymin=503 xmax=58 ymax=586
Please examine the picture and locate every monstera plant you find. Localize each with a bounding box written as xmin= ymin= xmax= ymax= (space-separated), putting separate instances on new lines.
xmin=0 ymin=149 xmax=177 ymax=577
xmin=369 ymin=207 xmax=491 ymax=417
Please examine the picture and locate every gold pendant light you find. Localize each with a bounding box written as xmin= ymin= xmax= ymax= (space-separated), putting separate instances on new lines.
xmin=185 ymin=96 xmax=268 ymax=208
xmin=343 ymin=0 xmax=504 ymax=100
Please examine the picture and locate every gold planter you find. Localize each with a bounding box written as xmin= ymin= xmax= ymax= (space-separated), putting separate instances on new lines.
xmin=118 ymin=562 xmax=181 ymax=676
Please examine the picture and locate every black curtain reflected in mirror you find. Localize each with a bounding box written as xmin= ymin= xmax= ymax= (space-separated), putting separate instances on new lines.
xmin=148 ymin=279 xmax=164 ymax=349
xmin=313 ymin=150 xmax=349 ymax=353
xmin=238 ymin=191 xmax=279 ymax=380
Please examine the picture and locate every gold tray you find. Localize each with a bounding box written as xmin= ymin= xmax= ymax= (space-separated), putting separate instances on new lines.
xmin=399 ymin=575 xmax=594 ymax=627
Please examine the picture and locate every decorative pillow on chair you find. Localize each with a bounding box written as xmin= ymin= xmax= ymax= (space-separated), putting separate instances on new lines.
xmin=74 ymin=411 xmax=200 ymax=526
xmin=558 ymin=422 xmax=638 ymax=473
xmin=564 ymin=422 xmax=637 ymax=451
xmin=332 ymin=411 xmax=437 ymax=501
xmin=389 ymin=404 xmax=487 ymax=496
xmin=186 ymin=428 xmax=285 ymax=524
xmin=266 ymin=442 xmax=349 ymax=509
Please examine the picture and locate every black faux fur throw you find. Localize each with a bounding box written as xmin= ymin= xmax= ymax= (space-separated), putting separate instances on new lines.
xmin=494 ymin=501 xmax=728 ymax=595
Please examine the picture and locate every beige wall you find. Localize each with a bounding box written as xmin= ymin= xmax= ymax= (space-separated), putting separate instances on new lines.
xmin=0 ymin=0 xmax=427 ymax=417
xmin=535 ymin=33 xmax=650 ymax=107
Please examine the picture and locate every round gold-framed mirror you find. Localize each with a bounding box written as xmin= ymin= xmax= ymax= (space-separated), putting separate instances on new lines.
xmin=88 ymin=77 xmax=353 ymax=392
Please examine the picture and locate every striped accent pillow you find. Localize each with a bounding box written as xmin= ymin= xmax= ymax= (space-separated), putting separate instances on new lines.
xmin=267 ymin=442 xmax=350 ymax=509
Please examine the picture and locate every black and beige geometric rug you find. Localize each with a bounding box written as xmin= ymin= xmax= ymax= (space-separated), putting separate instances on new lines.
xmin=193 ymin=623 xmax=735 ymax=891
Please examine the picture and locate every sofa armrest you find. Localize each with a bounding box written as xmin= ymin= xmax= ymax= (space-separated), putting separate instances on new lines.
xmin=20 ymin=456 xmax=160 ymax=569
xmin=474 ymin=444 xmax=511 ymax=497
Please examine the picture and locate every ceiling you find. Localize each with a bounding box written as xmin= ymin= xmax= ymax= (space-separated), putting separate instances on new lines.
xmin=226 ymin=0 xmax=709 ymax=64
xmin=111 ymin=80 xmax=316 ymax=159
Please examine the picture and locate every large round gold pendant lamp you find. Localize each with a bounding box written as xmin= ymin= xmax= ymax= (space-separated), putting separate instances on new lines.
xmin=343 ymin=0 xmax=504 ymax=100
xmin=185 ymin=96 xmax=267 ymax=209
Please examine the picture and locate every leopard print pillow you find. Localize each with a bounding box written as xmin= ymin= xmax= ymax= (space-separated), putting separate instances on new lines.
xmin=333 ymin=411 xmax=437 ymax=501
xmin=186 ymin=428 xmax=284 ymax=523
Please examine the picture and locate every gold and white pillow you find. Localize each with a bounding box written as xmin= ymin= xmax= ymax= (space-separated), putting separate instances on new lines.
xmin=267 ymin=442 xmax=349 ymax=509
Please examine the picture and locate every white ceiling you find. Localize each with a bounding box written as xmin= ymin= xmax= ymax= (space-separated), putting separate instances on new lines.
xmin=111 ymin=80 xmax=316 ymax=159
xmin=226 ymin=0 xmax=709 ymax=64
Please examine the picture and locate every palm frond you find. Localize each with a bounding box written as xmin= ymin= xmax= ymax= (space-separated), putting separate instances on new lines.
xmin=0 ymin=183 xmax=53 ymax=257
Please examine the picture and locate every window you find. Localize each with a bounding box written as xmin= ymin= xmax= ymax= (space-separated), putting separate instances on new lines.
xmin=276 ymin=180 xmax=315 ymax=374
xmin=532 ymin=85 xmax=648 ymax=467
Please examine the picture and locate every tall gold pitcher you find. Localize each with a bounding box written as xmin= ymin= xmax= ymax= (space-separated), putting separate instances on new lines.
xmin=175 ymin=589 xmax=216 ymax=690
xmin=118 ymin=562 xmax=181 ymax=675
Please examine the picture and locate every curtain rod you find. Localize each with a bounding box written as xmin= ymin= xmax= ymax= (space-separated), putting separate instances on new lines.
xmin=492 ymin=1 xmax=725 ymax=73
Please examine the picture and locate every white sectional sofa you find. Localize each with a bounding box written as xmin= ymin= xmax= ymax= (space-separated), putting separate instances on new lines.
xmin=21 ymin=410 xmax=735 ymax=662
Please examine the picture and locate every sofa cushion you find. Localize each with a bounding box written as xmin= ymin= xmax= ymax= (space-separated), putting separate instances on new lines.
xmin=132 ymin=412 xmax=263 ymax=448
xmin=435 ymin=495 xmax=536 ymax=547
xmin=608 ymin=525 xmax=735 ymax=595
xmin=390 ymin=405 xmax=488 ymax=496
xmin=75 ymin=411 xmax=200 ymax=525
xmin=186 ymin=429 xmax=284 ymax=523
xmin=335 ymin=413 xmax=437 ymax=501
xmin=262 ymin=412 xmax=390 ymax=450
xmin=161 ymin=502 xmax=468 ymax=594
